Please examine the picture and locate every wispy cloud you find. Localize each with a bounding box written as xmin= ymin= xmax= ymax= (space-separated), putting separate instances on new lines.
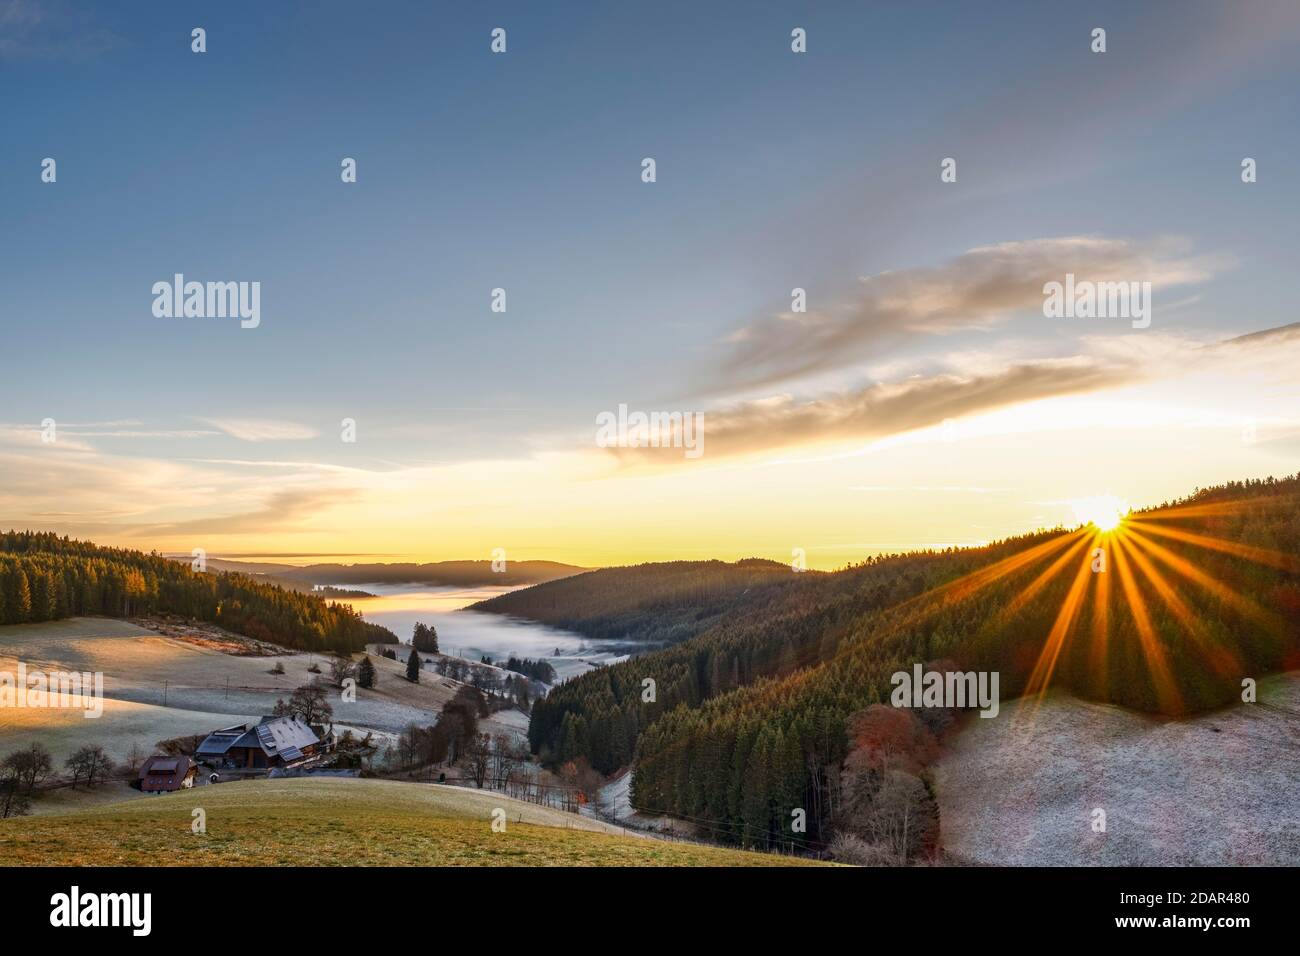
xmin=137 ymin=487 xmax=360 ymax=536
xmin=199 ymin=418 xmax=320 ymax=442
xmin=0 ymin=420 xmax=218 ymax=442
xmin=715 ymin=236 xmax=1222 ymax=391
xmin=618 ymin=355 xmax=1135 ymax=464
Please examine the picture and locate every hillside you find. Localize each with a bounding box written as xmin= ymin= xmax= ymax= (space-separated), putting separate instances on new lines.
xmin=0 ymin=777 xmax=819 ymax=866
xmin=933 ymin=673 xmax=1300 ymax=866
xmin=0 ymin=617 xmax=526 ymax=767
xmin=0 ymin=531 xmax=396 ymax=652
xmin=523 ymin=475 xmax=1300 ymax=849
xmin=471 ymin=558 xmax=807 ymax=647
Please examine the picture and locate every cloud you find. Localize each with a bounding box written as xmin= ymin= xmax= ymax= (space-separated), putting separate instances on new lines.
xmin=0 ymin=421 xmax=356 ymax=542
xmin=73 ymin=429 xmax=219 ymax=439
xmin=0 ymin=425 xmax=96 ymax=454
xmin=0 ymin=420 xmax=219 ymax=442
xmin=615 ymin=356 xmax=1137 ymax=464
xmin=613 ymin=316 xmax=1300 ymax=465
xmin=1209 ymin=320 xmax=1300 ymax=354
xmin=0 ymin=443 xmax=207 ymax=528
xmin=137 ymin=487 xmax=360 ymax=537
xmin=199 ymin=418 xmax=320 ymax=442
xmin=716 ymin=237 xmax=1222 ymax=391
xmin=0 ymin=435 xmax=360 ymax=541
xmin=183 ymin=458 xmax=378 ymax=474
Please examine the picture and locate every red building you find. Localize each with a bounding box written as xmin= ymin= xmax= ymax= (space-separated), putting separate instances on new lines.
xmin=139 ymin=755 xmax=197 ymax=793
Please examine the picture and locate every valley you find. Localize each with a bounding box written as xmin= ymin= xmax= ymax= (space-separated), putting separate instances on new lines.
xmin=2 ymin=473 xmax=1299 ymax=866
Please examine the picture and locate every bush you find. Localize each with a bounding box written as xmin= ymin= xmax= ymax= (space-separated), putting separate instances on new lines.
xmin=828 ymin=834 xmax=899 ymax=867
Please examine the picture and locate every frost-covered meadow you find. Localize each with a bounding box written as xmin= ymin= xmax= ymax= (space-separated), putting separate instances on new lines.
xmin=933 ymin=673 xmax=1300 ymax=865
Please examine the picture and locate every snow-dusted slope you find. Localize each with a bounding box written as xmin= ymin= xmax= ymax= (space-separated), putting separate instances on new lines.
xmin=933 ymin=672 xmax=1300 ymax=866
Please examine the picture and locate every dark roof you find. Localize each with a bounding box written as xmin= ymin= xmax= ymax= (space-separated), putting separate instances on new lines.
xmin=195 ymin=723 xmax=250 ymax=756
xmin=230 ymin=727 xmax=263 ymax=749
xmin=139 ymin=755 xmax=195 ymax=791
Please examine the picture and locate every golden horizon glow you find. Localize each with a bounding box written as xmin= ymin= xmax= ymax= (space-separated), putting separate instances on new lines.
xmin=3 ymin=384 xmax=1295 ymax=570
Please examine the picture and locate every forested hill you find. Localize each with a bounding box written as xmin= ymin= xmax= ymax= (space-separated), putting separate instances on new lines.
xmin=526 ymin=475 xmax=1300 ymax=849
xmin=470 ymin=558 xmax=810 ymax=647
xmin=0 ymin=531 xmax=395 ymax=652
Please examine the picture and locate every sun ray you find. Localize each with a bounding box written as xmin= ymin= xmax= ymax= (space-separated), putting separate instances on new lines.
xmin=1088 ymin=534 xmax=1111 ymax=697
xmin=823 ymin=488 xmax=1293 ymax=724
xmin=1128 ymin=496 xmax=1290 ymax=523
xmin=1003 ymin=532 xmax=1094 ymax=620
xmin=1111 ymin=535 xmax=1184 ymax=713
xmin=1123 ymin=526 xmax=1284 ymax=638
xmin=1023 ymin=532 xmax=1098 ymax=701
xmin=1120 ymin=532 xmax=1243 ymax=679
xmin=975 ymin=536 xmax=1099 ymax=726
xmin=883 ymin=528 xmax=1086 ymax=630
xmin=1124 ymin=519 xmax=1299 ymax=573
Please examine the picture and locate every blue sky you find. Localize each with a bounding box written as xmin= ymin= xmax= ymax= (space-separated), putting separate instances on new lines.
xmin=2 ymin=1 xmax=1299 ymax=564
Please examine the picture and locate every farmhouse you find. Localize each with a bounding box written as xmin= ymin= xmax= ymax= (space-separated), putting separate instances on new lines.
xmin=196 ymin=715 xmax=329 ymax=770
xmin=139 ymin=755 xmax=197 ymax=793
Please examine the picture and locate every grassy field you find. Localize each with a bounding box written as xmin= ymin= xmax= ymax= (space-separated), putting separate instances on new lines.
xmin=0 ymin=776 xmax=822 ymax=866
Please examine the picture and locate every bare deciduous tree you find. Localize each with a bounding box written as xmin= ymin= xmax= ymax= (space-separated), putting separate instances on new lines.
xmin=66 ymin=745 xmax=115 ymax=789
xmin=0 ymin=757 xmax=33 ymax=818
xmin=125 ymin=741 xmax=145 ymax=775
xmin=464 ymin=733 xmax=491 ymax=788
xmin=329 ymin=654 xmax=357 ymax=688
xmin=274 ymin=681 xmax=333 ymax=725
xmin=489 ymin=733 xmax=526 ymax=790
xmin=5 ymin=743 xmax=52 ymax=793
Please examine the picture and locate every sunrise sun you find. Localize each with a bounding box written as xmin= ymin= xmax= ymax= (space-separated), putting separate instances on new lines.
xmin=1069 ymin=494 xmax=1129 ymax=532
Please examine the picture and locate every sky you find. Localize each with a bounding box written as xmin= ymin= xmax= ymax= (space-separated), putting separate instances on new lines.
xmin=2 ymin=0 xmax=1299 ymax=569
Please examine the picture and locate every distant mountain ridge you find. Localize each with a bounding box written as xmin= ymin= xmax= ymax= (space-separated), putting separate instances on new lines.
xmin=165 ymin=556 xmax=589 ymax=588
